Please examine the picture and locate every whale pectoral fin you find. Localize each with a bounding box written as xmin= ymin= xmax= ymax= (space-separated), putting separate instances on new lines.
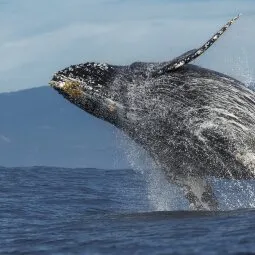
xmin=175 ymin=176 xmax=219 ymax=211
xmin=152 ymin=14 xmax=241 ymax=76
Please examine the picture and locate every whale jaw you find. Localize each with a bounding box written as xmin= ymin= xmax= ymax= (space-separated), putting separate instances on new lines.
xmin=49 ymin=69 xmax=127 ymax=125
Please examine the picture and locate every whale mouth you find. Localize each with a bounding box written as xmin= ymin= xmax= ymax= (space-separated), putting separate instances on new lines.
xmin=49 ymin=74 xmax=124 ymax=123
xmin=49 ymin=71 xmax=109 ymax=105
xmin=49 ymin=73 xmax=94 ymax=96
xmin=49 ymin=79 xmax=82 ymax=97
xmin=49 ymin=75 xmax=104 ymax=107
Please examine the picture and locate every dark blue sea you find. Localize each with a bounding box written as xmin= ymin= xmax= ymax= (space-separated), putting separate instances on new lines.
xmin=1 ymin=166 xmax=255 ymax=255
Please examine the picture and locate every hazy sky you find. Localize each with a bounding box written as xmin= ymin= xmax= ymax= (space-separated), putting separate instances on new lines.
xmin=0 ymin=0 xmax=254 ymax=92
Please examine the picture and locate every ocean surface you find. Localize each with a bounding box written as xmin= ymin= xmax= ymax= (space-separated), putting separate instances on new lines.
xmin=1 ymin=166 xmax=255 ymax=255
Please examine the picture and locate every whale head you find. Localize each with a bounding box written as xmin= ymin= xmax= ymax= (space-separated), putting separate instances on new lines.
xmin=49 ymin=62 xmax=127 ymax=125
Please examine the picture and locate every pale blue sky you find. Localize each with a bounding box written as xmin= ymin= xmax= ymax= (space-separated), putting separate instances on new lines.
xmin=0 ymin=0 xmax=254 ymax=92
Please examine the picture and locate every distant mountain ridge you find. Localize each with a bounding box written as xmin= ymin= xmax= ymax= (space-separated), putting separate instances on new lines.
xmin=2 ymin=83 xmax=254 ymax=169
xmin=0 ymin=86 xmax=129 ymax=168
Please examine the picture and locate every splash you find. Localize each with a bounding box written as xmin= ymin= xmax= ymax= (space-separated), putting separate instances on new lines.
xmin=115 ymin=131 xmax=186 ymax=211
xmin=211 ymin=50 xmax=255 ymax=210
xmin=213 ymin=179 xmax=255 ymax=210
xmin=207 ymin=50 xmax=255 ymax=210
xmin=116 ymin=130 xmax=255 ymax=211
xmin=215 ymin=48 xmax=255 ymax=209
xmin=118 ymin=133 xmax=255 ymax=211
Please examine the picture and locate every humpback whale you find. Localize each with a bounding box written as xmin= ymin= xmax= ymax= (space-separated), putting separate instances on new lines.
xmin=49 ymin=15 xmax=255 ymax=210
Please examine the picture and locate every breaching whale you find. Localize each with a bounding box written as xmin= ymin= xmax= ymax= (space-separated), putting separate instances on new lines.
xmin=49 ymin=15 xmax=255 ymax=210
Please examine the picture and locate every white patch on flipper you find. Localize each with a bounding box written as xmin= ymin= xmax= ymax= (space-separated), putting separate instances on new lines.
xmin=173 ymin=61 xmax=185 ymax=69
xmin=196 ymin=49 xmax=203 ymax=55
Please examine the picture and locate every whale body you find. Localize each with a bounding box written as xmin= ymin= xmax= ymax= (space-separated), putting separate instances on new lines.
xmin=49 ymin=15 xmax=255 ymax=210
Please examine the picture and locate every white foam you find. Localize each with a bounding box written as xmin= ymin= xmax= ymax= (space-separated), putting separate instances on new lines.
xmin=116 ymin=134 xmax=185 ymax=211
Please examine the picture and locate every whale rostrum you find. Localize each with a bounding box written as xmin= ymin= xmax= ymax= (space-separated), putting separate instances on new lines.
xmin=49 ymin=15 xmax=255 ymax=210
